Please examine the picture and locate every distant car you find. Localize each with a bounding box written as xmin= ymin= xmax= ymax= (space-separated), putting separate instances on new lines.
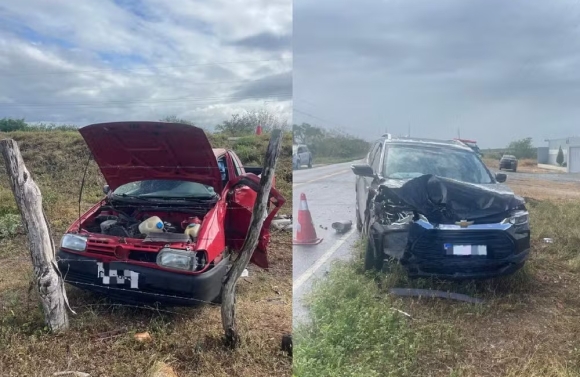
xmin=499 ymin=155 xmax=518 ymax=172
xmin=293 ymin=144 xmax=313 ymax=169
xmin=352 ymin=135 xmax=530 ymax=280
xmin=57 ymin=121 xmax=285 ymax=306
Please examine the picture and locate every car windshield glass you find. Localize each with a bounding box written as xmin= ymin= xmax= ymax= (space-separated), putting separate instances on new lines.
xmin=384 ymin=145 xmax=493 ymax=184
xmin=113 ymin=180 xmax=217 ymax=199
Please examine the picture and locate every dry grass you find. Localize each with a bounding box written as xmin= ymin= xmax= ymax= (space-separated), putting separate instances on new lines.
xmin=483 ymin=157 xmax=555 ymax=173
xmin=296 ymin=173 xmax=580 ymax=377
xmin=0 ymin=130 xmax=292 ymax=377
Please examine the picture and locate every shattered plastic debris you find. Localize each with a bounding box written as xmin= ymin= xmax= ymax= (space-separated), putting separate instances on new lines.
xmin=390 ymin=288 xmax=484 ymax=304
xmin=271 ymin=215 xmax=292 ymax=231
xmin=241 ymin=268 xmax=249 ymax=277
xmin=331 ymin=220 xmax=353 ymax=234
xmin=543 ymin=238 xmax=554 ymax=243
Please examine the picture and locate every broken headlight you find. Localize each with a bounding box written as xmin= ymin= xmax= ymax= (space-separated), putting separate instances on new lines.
xmin=505 ymin=210 xmax=529 ymax=226
xmin=156 ymin=248 xmax=207 ymax=272
xmin=60 ymin=234 xmax=88 ymax=252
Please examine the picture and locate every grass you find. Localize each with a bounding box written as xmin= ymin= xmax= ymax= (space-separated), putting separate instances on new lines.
xmin=0 ymin=130 xmax=292 ymax=377
xmin=295 ymin=183 xmax=580 ymax=377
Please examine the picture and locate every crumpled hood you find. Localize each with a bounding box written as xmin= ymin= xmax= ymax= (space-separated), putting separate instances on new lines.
xmin=380 ymin=174 xmax=525 ymax=224
xmin=79 ymin=121 xmax=222 ymax=191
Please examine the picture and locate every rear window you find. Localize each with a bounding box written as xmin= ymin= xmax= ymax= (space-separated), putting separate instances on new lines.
xmin=383 ymin=145 xmax=493 ymax=184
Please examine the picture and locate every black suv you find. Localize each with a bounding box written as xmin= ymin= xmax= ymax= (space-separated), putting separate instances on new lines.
xmin=352 ymin=136 xmax=530 ymax=279
xmin=499 ymin=154 xmax=518 ymax=172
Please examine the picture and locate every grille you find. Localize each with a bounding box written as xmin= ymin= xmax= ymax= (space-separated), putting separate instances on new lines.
xmin=86 ymin=238 xmax=160 ymax=262
xmin=411 ymin=229 xmax=515 ymax=260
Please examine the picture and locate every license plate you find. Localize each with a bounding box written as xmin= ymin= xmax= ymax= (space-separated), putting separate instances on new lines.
xmin=97 ymin=262 xmax=140 ymax=289
xmin=444 ymin=244 xmax=487 ymax=256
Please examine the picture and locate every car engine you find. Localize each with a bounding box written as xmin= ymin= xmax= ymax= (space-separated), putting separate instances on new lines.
xmin=83 ymin=205 xmax=203 ymax=240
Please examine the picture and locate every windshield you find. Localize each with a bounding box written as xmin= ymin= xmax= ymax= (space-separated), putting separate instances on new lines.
xmin=113 ymin=179 xmax=217 ymax=199
xmin=383 ymin=145 xmax=493 ymax=184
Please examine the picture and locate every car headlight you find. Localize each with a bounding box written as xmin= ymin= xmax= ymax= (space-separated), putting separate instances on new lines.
xmin=60 ymin=234 xmax=88 ymax=252
xmin=504 ymin=210 xmax=529 ymax=225
xmin=156 ymin=248 xmax=207 ymax=271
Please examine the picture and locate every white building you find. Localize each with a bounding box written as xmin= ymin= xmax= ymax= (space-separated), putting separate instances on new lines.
xmin=541 ymin=137 xmax=580 ymax=173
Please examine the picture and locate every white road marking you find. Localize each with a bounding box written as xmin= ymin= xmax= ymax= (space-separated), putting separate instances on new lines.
xmin=293 ymin=228 xmax=356 ymax=293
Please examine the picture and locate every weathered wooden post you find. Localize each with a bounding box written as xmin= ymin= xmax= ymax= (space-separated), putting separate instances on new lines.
xmin=221 ymin=129 xmax=283 ymax=347
xmin=0 ymin=138 xmax=70 ymax=332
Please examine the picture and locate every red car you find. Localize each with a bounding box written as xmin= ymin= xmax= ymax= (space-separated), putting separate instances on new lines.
xmin=57 ymin=121 xmax=285 ymax=306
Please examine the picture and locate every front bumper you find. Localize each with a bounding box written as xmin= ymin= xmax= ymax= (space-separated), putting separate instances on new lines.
xmin=57 ymin=250 xmax=229 ymax=306
xmin=373 ymin=219 xmax=530 ymax=280
xmin=500 ymin=161 xmax=517 ymax=169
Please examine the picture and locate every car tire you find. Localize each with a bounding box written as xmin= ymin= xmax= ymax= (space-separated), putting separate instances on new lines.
xmin=363 ymin=234 xmax=383 ymax=272
xmin=308 ymin=156 xmax=312 ymax=168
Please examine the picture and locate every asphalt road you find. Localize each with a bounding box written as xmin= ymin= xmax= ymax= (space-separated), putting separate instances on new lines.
xmin=292 ymin=160 xmax=363 ymax=326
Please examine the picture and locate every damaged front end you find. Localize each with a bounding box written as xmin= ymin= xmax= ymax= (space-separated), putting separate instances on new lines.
xmin=367 ymin=174 xmax=531 ymax=279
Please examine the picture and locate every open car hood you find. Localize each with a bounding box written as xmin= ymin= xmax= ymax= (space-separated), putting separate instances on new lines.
xmin=79 ymin=121 xmax=222 ymax=191
xmin=382 ymin=174 xmax=525 ymax=224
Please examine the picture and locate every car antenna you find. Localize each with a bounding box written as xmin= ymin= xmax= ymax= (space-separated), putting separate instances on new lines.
xmin=77 ymin=153 xmax=93 ymax=233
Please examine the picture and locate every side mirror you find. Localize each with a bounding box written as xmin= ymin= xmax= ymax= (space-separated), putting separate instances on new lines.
xmin=495 ymin=173 xmax=507 ymax=183
xmin=351 ymin=164 xmax=375 ymax=178
xmin=103 ymin=184 xmax=110 ymax=194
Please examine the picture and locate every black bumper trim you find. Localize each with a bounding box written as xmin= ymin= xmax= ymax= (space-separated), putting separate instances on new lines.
xmin=403 ymin=248 xmax=530 ymax=280
xmin=57 ymin=250 xmax=229 ymax=306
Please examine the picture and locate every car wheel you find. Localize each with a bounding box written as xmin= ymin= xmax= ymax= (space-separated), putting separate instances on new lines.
xmin=363 ymin=234 xmax=383 ymax=272
xmin=308 ymin=156 xmax=313 ymax=168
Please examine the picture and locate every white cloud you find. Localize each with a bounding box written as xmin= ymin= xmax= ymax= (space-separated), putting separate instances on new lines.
xmin=0 ymin=0 xmax=291 ymax=127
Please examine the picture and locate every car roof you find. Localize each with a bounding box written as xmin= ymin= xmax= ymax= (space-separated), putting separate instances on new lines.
xmin=379 ymin=135 xmax=474 ymax=152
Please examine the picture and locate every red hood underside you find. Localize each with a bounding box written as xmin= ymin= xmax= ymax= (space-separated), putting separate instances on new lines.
xmin=79 ymin=121 xmax=222 ymax=191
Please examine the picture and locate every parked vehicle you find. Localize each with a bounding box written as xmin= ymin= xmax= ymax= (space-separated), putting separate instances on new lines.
xmin=352 ymin=135 xmax=530 ymax=279
xmin=499 ymin=154 xmax=518 ymax=172
xmin=57 ymin=121 xmax=285 ymax=306
xmin=293 ymin=144 xmax=313 ymax=169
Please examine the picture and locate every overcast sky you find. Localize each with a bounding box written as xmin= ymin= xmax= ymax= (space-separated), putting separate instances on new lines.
xmin=0 ymin=0 xmax=291 ymax=128
xmin=294 ymin=0 xmax=580 ymax=148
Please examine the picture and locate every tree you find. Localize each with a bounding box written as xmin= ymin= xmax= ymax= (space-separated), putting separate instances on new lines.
xmin=160 ymin=116 xmax=195 ymax=125
xmin=216 ymin=109 xmax=287 ymax=136
xmin=557 ymin=145 xmax=564 ymax=166
xmin=506 ymin=137 xmax=535 ymax=159
xmin=0 ymin=118 xmax=29 ymax=132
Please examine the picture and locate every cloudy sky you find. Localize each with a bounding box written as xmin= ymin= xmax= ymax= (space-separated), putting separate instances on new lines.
xmin=0 ymin=0 xmax=291 ymax=128
xmin=294 ymin=0 xmax=580 ymax=148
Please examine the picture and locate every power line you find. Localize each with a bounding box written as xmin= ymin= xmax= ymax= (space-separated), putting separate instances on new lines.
xmin=0 ymin=58 xmax=291 ymax=78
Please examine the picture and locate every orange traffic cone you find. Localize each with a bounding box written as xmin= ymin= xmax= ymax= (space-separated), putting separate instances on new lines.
xmin=293 ymin=193 xmax=323 ymax=245
xmin=256 ymin=125 xmax=263 ymax=135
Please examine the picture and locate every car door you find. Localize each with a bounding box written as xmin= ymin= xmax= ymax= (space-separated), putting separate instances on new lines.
xmin=359 ymin=142 xmax=383 ymax=225
xmin=223 ymin=173 xmax=285 ymax=269
xmin=356 ymin=142 xmax=377 ymax=222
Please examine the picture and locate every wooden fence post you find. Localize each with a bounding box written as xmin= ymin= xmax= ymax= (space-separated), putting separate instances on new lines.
xmin=0 ymin=138 xmax=70 ymax=332
xmin=221 ymin=129 xmax=283 ymax=347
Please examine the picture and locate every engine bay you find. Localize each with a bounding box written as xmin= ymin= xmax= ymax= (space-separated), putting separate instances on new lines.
xmin=82 ymin=204 xmax=207 ymax=241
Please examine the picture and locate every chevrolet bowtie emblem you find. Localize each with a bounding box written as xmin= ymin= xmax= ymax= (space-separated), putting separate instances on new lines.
xmin=455 ymin=219 xmax=474 ymax=228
